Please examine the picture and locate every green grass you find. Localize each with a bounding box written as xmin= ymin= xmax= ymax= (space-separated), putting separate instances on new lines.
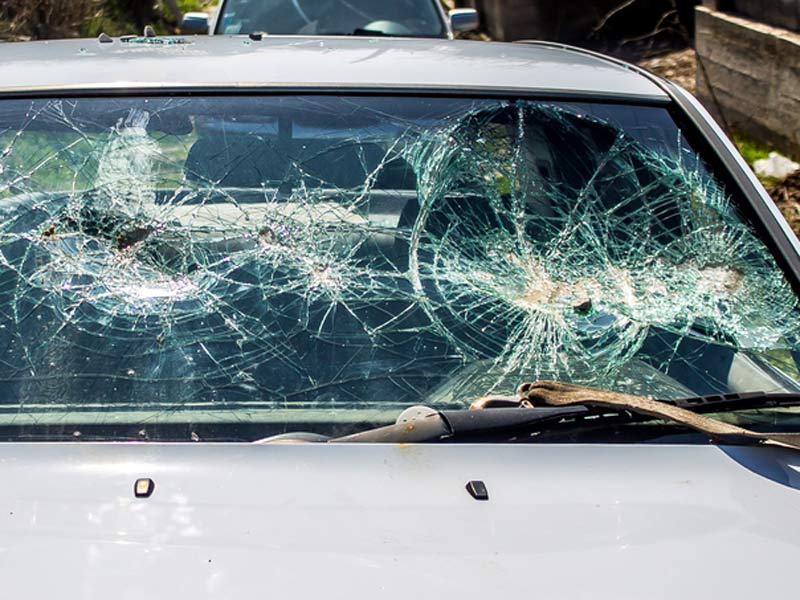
xmin=732 ymin=135 xmax=787 ymax=187
xmin=733 ymin=135 xmax=771 ymax=167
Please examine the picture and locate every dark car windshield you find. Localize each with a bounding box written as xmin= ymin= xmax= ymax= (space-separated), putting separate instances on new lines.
xmin=215 ymin=0 xmax=446 ymax=37
xmin=1 ymin=95 xmax=799 ymax=440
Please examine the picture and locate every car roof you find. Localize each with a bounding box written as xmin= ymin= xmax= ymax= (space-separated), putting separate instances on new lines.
xmin=0 ymin=35 xmax=668 ymax=101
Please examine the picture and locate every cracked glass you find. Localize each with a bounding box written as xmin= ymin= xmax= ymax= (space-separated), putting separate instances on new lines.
xmin=0 ymin=95 xmax=799 ymax=440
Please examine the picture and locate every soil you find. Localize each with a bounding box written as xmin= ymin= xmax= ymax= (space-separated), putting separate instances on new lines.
xmin=769 ymin=172 xmax=800 ymax=233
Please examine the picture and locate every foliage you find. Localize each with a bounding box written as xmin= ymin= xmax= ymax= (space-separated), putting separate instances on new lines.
xmin=0 ymin=0 xmax=102 ymax=40
xmin=0 ymin=0 xmax=214 ymax=40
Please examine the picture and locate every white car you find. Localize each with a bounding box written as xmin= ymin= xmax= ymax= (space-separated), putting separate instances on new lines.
xmin=0 ymin=33 xmax=800 ymax=599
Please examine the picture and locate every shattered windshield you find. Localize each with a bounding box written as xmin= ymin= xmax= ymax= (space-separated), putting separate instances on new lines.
xmin=216 ymin=0 xmax=446 ymax=36
xmin=0 ymin=95 xmax=799 ymax=440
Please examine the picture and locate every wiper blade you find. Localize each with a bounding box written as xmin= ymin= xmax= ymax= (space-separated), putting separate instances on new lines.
xmin=475 ymin=389 xmax=800 ymax=414
xmin=670 ymin=390 xmax=800 ymax=412
xmin=506 ymin=381 xmax=800 ymax=450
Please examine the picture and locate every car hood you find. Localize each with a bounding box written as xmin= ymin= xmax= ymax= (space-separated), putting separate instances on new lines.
xmin=2 ymin=442 xmax=800 ymax=599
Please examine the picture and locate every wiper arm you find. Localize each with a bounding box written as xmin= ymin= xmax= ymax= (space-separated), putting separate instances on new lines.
xmin=329 ymin=404 xmax=587 ymax=443
xmin=329 ymin=409 xmax=451 ymax=443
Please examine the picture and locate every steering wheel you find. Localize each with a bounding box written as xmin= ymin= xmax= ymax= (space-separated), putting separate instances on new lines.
xmin=361 ymin=20 xmax=413 ymax=35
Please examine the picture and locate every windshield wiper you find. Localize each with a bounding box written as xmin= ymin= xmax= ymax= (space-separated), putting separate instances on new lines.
xmin=330 ymin=384 xmax=800 ymax=448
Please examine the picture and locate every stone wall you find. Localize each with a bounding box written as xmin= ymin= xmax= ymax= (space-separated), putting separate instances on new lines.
xmin=695 ymin=5 xmax=800 ymax=156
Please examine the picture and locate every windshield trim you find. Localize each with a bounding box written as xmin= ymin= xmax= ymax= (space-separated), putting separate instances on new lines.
xmin=0 ymin=85 xmax=672 ymax=104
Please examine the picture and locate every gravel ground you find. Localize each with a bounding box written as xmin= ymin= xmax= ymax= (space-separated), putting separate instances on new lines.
xmin=769 ymin=172 xmax=800 ymax=233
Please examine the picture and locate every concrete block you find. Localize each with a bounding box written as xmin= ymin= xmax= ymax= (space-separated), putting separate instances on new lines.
xmin=695 ymin=6 xmax=800 ymax=156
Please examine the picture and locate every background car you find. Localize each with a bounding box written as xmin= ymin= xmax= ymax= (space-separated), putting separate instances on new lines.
xmin=182 ymin=0 xmax=479 ymax=37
